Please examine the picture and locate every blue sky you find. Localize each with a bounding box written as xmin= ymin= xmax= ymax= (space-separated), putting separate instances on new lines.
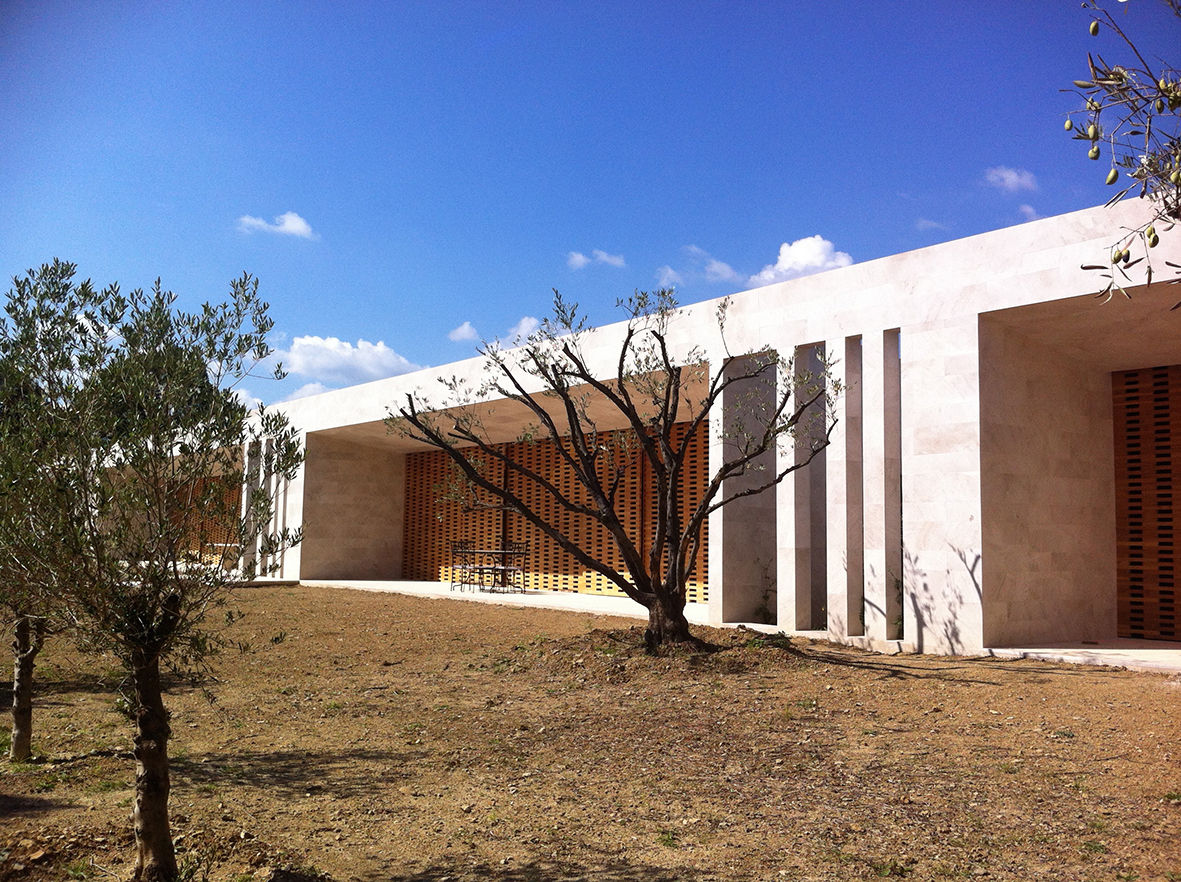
xmin=2 ymin=1 xmax=1178 ymax=403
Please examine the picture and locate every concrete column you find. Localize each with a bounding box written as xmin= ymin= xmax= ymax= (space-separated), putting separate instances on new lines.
xmin=791 ymin=343 xmax=829 ymax=631
xmin=239 ymin=439 xmax=259 ymax=577
xmin=718 ymin=353 xmax=779 ymax=624
xmin=706 ymin=361 xmax=727 ymax=627
xmin=776 ymin=357 xmax=800 ymax=630
xmin=275 ymin=432 xmax=307 ymax=580
xmin=825 ymin=341 xmax=850 ymax=639
xmin=897 ymin=318 xmax=984 ymax=654
xmin=844 ymin=337 xmax=865 ymax=637
xmin=883 ymin=330 xmax=903 ymax=640
xmin=861 ymin=334 xmax=889 ymax=641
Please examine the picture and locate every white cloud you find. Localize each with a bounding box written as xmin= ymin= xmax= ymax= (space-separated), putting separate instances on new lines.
xmin=916 ymin=218 xmax=949 ymax=231
xmin=282 ymin=382 xmax=331 ymax=401
xmin=275 ymin=335 xmax=420 ymax=386
xmin=748 ymin=236 xmax=853 ymax=286
xmin=705 ymin=258 xmax=742 ymax=283
xmin=656 ymin=265 xmax=683 ymax=287
xmin=506 ymin=316 xmax=540 ymax=341
xmin=984 ymin=167 xmax=1037 ymax=193
xmin=660 ymin=245 xmax=738 ymax=288
xmin=568 ymin=249 xmax=625 ymax=270
xmin=233 ymin=386 xmax=263 ymax=410
xmin=237 ymin=211 xmax=319 ymax=239
xmin=591 ymin=249 xmax=626 ymax=268
xmin=659 ymin=239 xmax=851 ymax=291
xmin=1017 ymin=204 xmax=1041 ymax=221
xmin=448 ymin=321 xmax=479 ymax=342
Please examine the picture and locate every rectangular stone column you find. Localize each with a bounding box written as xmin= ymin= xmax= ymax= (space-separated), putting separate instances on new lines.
xmin=776 ymin=353 xmax=800 ymax=630
xmin=825 ymin=340 xmax=850 ymax=638
xmin=861 ymin=333 xmax=889 ymax=641
xmin=707 ymin=368 xmax=727 ymax=627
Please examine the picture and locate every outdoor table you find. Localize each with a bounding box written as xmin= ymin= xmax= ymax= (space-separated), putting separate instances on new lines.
xmin=450 ymin=541 xmax=528 ymax=593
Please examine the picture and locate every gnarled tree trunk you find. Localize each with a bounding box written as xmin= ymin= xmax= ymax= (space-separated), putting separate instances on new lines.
xmin=9 ymin=614 xmax=43 ymax=762
xmin=644 ymin=590 xmax=694 ymax=649
xmin=131 ymin=653 xmax=177 ymax=882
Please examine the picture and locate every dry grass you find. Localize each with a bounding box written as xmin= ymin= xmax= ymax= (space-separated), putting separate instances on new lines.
xmin=2 ymin=585 xmax=1181 ymax=881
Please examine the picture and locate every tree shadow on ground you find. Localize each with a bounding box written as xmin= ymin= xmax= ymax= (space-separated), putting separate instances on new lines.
xmin=569 ymin=625 xmax=1114 ymax=686
xmin=172 ymin=746 xmax=428 ymax=800
xmin=11 ymin=666 xmax=203 ymax=704
xmin=0 ymin=792 xmax=76 ymax=818
xmin=759 ymin=634 xmax=1127 ymax=685
xmin=359 ymin=853 xmax=741 ymax=882
xmin=0 ymin=671 xmax=115 ymax=706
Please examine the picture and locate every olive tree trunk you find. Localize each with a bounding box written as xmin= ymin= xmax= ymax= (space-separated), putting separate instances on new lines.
xmin=644 ymin=591 xmax=694 ymax=649
xmin=131 ymin=653 xmax=177 ymax=882
xmin=9 ymin=614 xmax=43 ymax=762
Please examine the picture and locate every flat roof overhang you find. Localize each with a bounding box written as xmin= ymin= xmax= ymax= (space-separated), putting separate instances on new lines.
xmin=306 ymin=367 xmax=715 ymax=454
xmin=980 ymin=278 xmax=1181 ymax=370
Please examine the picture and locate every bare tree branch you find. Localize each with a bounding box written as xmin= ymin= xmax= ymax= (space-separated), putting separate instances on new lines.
xmin=387 ymin=289 xmax=837 ymax=646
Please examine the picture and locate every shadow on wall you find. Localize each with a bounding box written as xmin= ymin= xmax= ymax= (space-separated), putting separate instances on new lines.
xmin=902 ymin=545 xmax=982 ymax=655
xmin=861 ymin=558 xmax=887 ymax=639
xmin=751 ymin=555 xmax=776 ymax=625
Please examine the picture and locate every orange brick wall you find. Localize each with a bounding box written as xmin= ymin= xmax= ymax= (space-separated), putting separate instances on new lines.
xmin=402 ymin=423 xmax=709 ymax=602
xmin=1113 ymin=365 xmax=1180 ymax=640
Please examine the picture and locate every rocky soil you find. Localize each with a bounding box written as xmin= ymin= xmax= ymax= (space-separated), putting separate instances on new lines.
xmin=2 ymin=585 xmax=1180 ymax=881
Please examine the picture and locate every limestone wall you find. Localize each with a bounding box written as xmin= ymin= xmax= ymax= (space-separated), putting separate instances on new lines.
xmin=979 ymin=319 xmax=1117 ymax=646
xmin=269 ymin=201 xmax=1180 ymax=655
xmin=299 ymin=434 xmax=405 ymax=580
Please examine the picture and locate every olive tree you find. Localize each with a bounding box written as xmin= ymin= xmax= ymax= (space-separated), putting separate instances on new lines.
xmin=0 ymin=353 xmax=63 ymax=762
xmin=389 ymin=290 xmax=835 ymax=647
xmin=0 ymin=260 xmax=302 ymax=882
xmin=1066 ymin=0 xmax=1181 ymax=295
xmin=1 ymin=263 xmax=114 ymax=763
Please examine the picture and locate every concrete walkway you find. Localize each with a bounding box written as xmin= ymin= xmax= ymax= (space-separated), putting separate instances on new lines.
xmin=296 ymin=579 xmax=712 ymax=624
xmin=986 ymin=641 xmax=1181 ymax=674
xmin=273 ymin=579 xmax=1181 ymax=674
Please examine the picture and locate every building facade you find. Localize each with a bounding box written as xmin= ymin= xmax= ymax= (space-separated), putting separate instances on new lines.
xmin=258 ymin=201 xmax=1181 ymax=655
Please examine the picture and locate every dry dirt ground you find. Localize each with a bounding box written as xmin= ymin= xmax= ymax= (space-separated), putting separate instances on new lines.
xmin=2 ymin=585 xmax=1180 ymax=882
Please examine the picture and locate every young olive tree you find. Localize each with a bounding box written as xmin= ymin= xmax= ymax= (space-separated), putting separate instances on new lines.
xmin=389 ymin=290 xmax=835 ymax=647
xmin=1 ymin=262 xmax=118 ymax=763
xmin=0 ymin=260 xmax=302 ymax=882
xmin=1066 ymin=0 xmax=1181 ymax=295
xmin=0 ymin=353 xmax=64 ymax=762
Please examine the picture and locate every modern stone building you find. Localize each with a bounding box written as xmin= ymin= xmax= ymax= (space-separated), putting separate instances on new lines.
xmin=257 ymin=201 xmax=1181 ymax=656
